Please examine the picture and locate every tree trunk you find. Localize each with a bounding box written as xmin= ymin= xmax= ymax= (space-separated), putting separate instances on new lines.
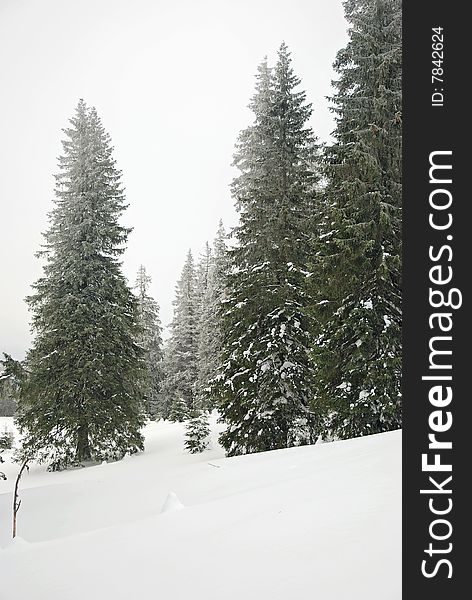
xmin=76 ymin=424 xmax=91 ymax=462
xmin=12 ymin=460 xmax=29 ymax=538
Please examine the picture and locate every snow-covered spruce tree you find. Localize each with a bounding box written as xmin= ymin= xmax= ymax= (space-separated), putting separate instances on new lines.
xmin=16 ymin=100 xmax=146 ymax=469
xmin=134 ymin=265 xmax=164 ymax=418
xmin=184 ymin=409 xmax=210 ymax=453
xmin=168 ymin=396 xmax=190 ymax=423
xmin=163 ymin=251 xmax=199 ymax=414
xmin=214 ymin=45 xmax=321 ymax=456
xmin=194 ymin=242 xmax=212 ymax=408
xmin=196 ymin=242 xmax=213 ymax=309
xmin=212 ymin=220 xmax=229 ymax=284
xmin=156 ymin=354 xmax=173 ymax=420
xmin=0 ymin=354 xmax=23 ymax=417
xmin=313 ymin=0 xmax=402 ymax=439
xmin=195 ymin=222 xmax=228 ymax=410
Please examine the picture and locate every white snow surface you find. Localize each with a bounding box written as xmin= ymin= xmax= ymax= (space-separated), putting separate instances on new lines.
xmin=0 ymin=416 xmax=401 ymax=600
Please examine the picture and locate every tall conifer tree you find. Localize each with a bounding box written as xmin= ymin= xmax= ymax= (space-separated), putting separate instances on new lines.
xmin=17 ymin=100 xmax=146 ymax=468
xmin=134 ymin=265 xmax=163 ymax=418
xmin=214 ymin=45 xmax=320 ymax=456
xmin=313 ymin=0 xmax=402 ymax=438
xmin=163 ymin=250 xmax=199 ymax=414
xmin=196 ymin=222 xmax=228 ymax=409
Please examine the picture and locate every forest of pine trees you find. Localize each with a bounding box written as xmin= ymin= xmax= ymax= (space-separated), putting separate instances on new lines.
xmin=2 ymin=0 xmax=402 ymax=466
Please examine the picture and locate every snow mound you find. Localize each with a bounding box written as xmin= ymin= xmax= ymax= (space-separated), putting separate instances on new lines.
xmin=3 ymin=536 xmax=30 ymax=552
xmin=160 ymin=491 xmax=185 ymax=514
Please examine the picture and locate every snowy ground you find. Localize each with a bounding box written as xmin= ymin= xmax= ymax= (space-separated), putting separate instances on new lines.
xmin=0 ymin=416 xmax=401 ymax=600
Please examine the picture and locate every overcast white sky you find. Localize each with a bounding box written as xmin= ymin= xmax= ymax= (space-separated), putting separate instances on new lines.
xmin=0 ymin=0 xmax=348 ymax=359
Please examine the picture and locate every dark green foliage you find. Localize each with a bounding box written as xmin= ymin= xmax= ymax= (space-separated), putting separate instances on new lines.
xmin=214 ymin=45 xmax=321 ymax=456
xmin=196 ymin=222 xmax=229 ymax=411
xmin=1 ymin=354 xmax=27 ymax=385
xmin=0 ymin=354 xmax=23 ymax=417
xmin=184 ymin=410 xmax=210 ymax=453
xmin=168 ymin=397 xmax=190 ymax=423
xmin=163 ymin=251 xmax=199 ymax=416
xmin=134 ymin=265 xmax=164 ymax=419
xmin=0 ymin=395 xmax=16 ymax=418
xmin=312 ymin=0 xmax=402 ymax=438
xmin=16 ymin=100 xmax=146 ymax=469
xmin=0 ymin=427 xmax=14 ymax=450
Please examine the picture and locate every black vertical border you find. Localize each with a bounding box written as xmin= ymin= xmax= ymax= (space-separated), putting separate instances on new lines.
xmin=403 ymin=1 xmax=468 ymax=597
